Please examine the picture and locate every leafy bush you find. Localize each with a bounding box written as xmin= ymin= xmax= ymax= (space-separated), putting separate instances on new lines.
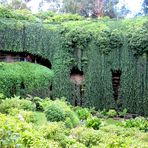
xmin=44 ymin=99 xmax=80 ymax=127
xmin=39 ymin=122 xmax=66 ymax=140
xmin=32 ymin=97 xmax=44 ymax=111
xmin=86 ymin=117 xmax=102 ymax=130
xmin=0 ymin=97 xmax=36 ymax=114
xmin=65 ymin=117 xmax=73 ymax=129
xmin=0 ymin=6 xmax=37 ymax=22
xmin=70 ymin=127 xmax=101 ymax=147
xmin=45 ymin=104 xmax=66 ymax=122
xmin=118 ymin=108 xmax=128 ymax=117
xmin=0 ymin=97 xmax=148 ymax=147
xmin=100 ymin=109 xmax=108 ymax=116
xmin=0 ymin=62 xmax=54 ymax=97
xmin=120 ymin=117 xmax=148 ymax=132
xmin=0 ymin=113 xmax=60 ymax=148
xmin=65 ymin=111 xmax=79 ymax=128
xmin=106 ymin=109 xmax=117 ymax=117
xmin=0 ymin=7 xmax=14 ymax=18
xmin=9 ymin=109 xmax=39 ymax=123
xmin=75 ymin=107 xmax=91 ymax=120
xmin=43 ymin=13 xmax=84 ymax=23
xmin=0 ymin=93 xmax=5 ymax=103
xmin=40 ymin=98 xmax=53 ymax=111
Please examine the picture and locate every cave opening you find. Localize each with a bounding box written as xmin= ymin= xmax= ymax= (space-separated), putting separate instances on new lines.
xmin=70 ymin=67 xmax=85 ymax=106
xmin=111 ymin=69 xmax=122 ymax=101
xmin=0 ymin=50 xmax=52 ymax=69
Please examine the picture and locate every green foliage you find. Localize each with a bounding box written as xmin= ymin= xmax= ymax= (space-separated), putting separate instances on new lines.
xmin=9 ymin=109 xmax=39 ymax=123
xmin=0 ymin=7 xmax=148 ymax=116
xmin=0 ymin=6 xmax=37 ymax=22
xmin=75 ymin=107 xmax=91 ymax=120
xmin=128 ymin=26 xmax=148 ymax=56
xmin=120 ymin=117 xmax=148 ymax=132
xmin=106 ymin=109 xmax=117 ymax=117
xmin=96 ymin=29 xmax=123 ymax=54
xmin=0 ymin=97 xmax=148 ymax=147
xmin=0 ymin=62 xmax=54 ymax=97
xmin=31 ymin=97 xmax=44 ymax=111
xmin=0 ymin=7 xmax=13 ymax=18
xmin=0 ymin=93 xmax=5 ymax=103
xmin=70 ymin=127 xmax=101 ymax=147
xmin=36 ymin=11 xmax=56 ymax=20
xmin=65 ymin=111 xmax=79 ymax=128
xmin=40 ymin=98 xmax=53 ymax=111
xmin=0 ymin=113 xmax=60 ymax=148
xmin=0 ymin=6 xmax=83 ymax=23
xmin=86 ymin=117 xmax=102 ymax=130
xmin=44 ymin=99 xmax=80 ymax=127
xmin=118 ymin=108 xmax=128 ymax=117
xmin=39 ymin=122 xmax=66 ymax=140
xmin=44 ymin=13 xmax=84 ymax=23
xmin=64 ymin=27 xmax=92 ymax=50
xmin=0 ymin=96 xmax=36 ymax=114
xmin=45 ymin=104 xmax=66 ymax=122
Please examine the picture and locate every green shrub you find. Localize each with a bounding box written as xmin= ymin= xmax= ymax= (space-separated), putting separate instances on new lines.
xmin=9 ymin=109 xmax=39 ymax=123
xmin=0 ymin=97 xmax=36 ymax=114
xmin=106 ymin=109 xmax=117 ymax=118
xmin=65 ymin=117 xmax=73 ymax=129
xmin=118 ymin=108 xmax=128 ymax=117
xmin=0 ymin=93 xmax=5 ymax=103
xmin=40 ymin=98 xmax=53 ymax=111
xmin=0 ymin=7 xmax=14 ymax=18
xmin=43 ymin=13 xmax=84 ymax=23
xmin=120 ymin=117 xmax=148 ymax=132
xmin=75 ymin=107 xmax=91 ymax=120
xmin=45 ymin=104 xmax=66 ymax=122
xmin=70 ymin=127 xmax=101 ymax=147
xmin=0 ymin=62 xmax=54 ymax=98
xmin=86 ymin=117 xmax=102 ymax=130
xmin=100 ymin=109 xmax=108 ymax=116
xmin=0 ymin=113 xmax=60 ymax=148
xmin=65 ymin=111 xmax=79 ymax=128
xmin=43 ymin=99 xmax=80 ymax=127
xmin=32 ymin=97 xmax=44 ymax=111
xmin=0 ymin=7 xmax=37 ymax=22
xmin=39 ymin=122 xmax=66 ymax=140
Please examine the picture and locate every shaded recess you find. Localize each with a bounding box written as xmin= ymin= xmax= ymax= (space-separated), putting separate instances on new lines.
xmin=111 ymin=69 xmax=121 ymax=101
xmin=70 ymin=67 xmax=84 ymax=85
xmin=70 ymin=67 xmax=85 ymax=106
xmin=0 ymin=50 xmax=52 ymax=69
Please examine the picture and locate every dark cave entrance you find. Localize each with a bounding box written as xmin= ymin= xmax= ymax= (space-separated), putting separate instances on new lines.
xmin=111 ymin=69 xmax=121 ymax=101
xmin=70 ymin=67 xmax=85 ymax=106
xmin=0 ymin=51 xmax=52 ymax=69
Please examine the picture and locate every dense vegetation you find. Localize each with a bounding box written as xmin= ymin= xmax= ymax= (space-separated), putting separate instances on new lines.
xmin=0 ymin=96 xmax=148 ymax=148
xmin=0 ymin=7 xmax=148 ymax=116
xmin=0 ymin=62 xmax=54 ymax=97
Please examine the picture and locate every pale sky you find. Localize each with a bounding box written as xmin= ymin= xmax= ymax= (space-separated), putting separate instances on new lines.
xmin=27 ymin=0 xmax=144 ymax=17
xmin=117 ymin=0 xmax=144 ymax=17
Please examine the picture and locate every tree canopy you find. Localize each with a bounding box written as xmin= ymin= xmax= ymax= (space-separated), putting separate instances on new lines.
xmin=0 ymin=0 xmax=140 ymax=18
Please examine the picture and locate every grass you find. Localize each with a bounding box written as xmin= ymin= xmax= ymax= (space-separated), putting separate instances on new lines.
xmin=105 ymin=118 xmax=122 ymax=125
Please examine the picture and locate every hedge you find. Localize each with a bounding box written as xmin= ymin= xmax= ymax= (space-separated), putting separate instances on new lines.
xmin=0 ymin=62 xmax=54 ymax=97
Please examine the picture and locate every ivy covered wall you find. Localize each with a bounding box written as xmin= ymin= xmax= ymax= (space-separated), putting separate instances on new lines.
xmin=0 ymin=11 xmax=148 ymax=116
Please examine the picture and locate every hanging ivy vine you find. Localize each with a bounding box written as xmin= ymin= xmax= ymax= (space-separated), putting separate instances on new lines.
xmin=0 ymin=12 xmax=147 ymax=116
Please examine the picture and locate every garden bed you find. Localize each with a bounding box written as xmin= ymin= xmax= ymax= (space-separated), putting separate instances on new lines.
xmin=0 ymin=96 xmax=148 ymax=148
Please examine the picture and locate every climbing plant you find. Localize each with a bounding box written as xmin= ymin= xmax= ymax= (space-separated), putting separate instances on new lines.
xmin=0 ymin=7 xmax=147 ymax=115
